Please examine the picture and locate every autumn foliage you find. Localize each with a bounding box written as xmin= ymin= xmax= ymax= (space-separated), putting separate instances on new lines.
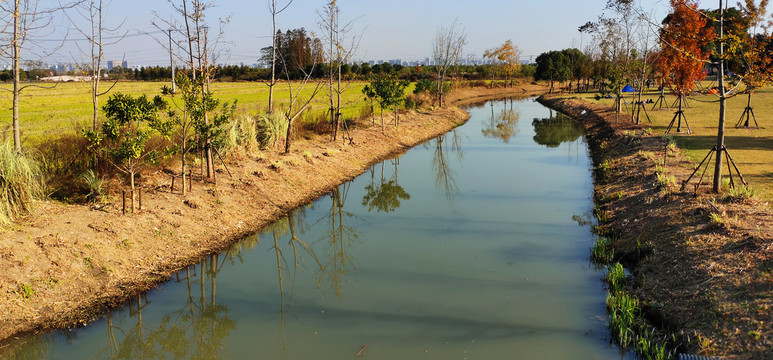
xmin=658 ymin=0 xmax=715 ymax=96
xmin=484 ymin=40 xmax=521 ymax=87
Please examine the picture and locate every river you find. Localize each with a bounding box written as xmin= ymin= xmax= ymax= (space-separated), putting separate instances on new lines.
xmin=8 ymin=98 xmax=626 ymax=359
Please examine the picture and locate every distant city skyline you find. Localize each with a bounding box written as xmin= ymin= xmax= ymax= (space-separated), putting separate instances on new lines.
xmin=3 ymin=0 xmax=751 ymax=69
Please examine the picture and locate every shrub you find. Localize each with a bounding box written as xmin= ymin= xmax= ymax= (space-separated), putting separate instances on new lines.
xmin=404 ymin=95 xmax=419 ymax=110
xmin=0 ymin=142 xmax=45 ymax=226
xmin=413 ymin=78 xmax=435 ymax=94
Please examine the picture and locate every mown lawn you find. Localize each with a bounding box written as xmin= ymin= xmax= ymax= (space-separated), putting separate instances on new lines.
xmin=0 ymin=80 xmax=374 ymax=145
xmin=573 ymin=85 xmax=773 ymax=201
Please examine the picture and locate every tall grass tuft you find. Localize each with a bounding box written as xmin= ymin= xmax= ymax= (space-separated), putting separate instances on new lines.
xmin=0 ymin=142 xmax=45 ymax=225
xmin=723 ymin=184 xmax=755 ymax=203
xmin=80 ymin=169 xmax=105 ymax=203
xmin=256 ymin=113 xmax=288 ymax=150
xmin=224 ymin=115 xmax=259 ymax=155
xmin=656 ymin=173 xmax=676 ymax=195
xmin=604 ymin=262 xmax=628 ymax=292
xmin=602 ymin=261 xmax=677 ymax=360
xmin=591 ymin=237 xmax=615 ymax=264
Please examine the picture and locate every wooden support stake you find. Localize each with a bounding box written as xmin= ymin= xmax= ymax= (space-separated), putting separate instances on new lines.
xmin=171 ymin=175 xmax=176 ymax=193
xmin=213 ymin=146 xmax=233 ymax=178
xmin=139 ymin=188 xmax=142 ymax=210
xmin=131 ymin=190 xmax=135 ymax=214
xmin=188 ymin=172 xmax=192 ymax=191
xmin=122 ymin=190 xmax=126 ymax=215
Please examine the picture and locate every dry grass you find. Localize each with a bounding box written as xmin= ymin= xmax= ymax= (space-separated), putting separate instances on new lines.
xmin=543 ymin=95 xmax=772 ymax=359
xmin=571 ymin=85 xmax=773 ymax=201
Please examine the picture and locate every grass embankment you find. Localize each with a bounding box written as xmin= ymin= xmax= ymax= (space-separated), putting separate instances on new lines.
xmin=0 ymin=84 xmax=542 ymax=351
xmin=571 ymin=86 xmax=773 ymax=201
xmin=541 ymin=95 xmax=772 ymax=360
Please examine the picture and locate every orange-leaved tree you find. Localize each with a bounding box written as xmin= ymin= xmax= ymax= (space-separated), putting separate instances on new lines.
xmin=659 ymin=0 xmax=715 ymax=133
xmin=483 ymin=40 xmax=521 ymax=88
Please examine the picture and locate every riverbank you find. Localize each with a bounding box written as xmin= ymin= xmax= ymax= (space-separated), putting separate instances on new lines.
xmin=0 ymin=85 xmax=543 ymax=347
xmin=539 ymin=95 xmax=772 ymax=359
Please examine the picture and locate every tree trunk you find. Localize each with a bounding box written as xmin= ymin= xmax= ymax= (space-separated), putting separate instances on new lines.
xmin=336 ymin=60 xmax=342 ymax=140
xmin=268 ymin=2 xmax=278 ymax=114
xmin=181 ymin=135 xmax=187 ymax=196
xmin=202 ymin=28 xmax=214 ymax=180
xmin=12 ymin=0 xmax=21 ymax=153
xmin=328 ymin=4 xmax=336 ymax=141
xmin=284 ymin=115 xmax=293 ymax=154
xmin=712 ymin=0 xmax=726 ymax=193
xmin=370 ymin=99 xmax=374 ymax=125
xmin=182 ymin=0 xmax=196 ymax=80
xmin=743 ymin=91 xmax=752 ymax=127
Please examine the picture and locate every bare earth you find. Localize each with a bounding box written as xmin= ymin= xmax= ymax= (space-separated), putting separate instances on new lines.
xmin=0 ymin=86 xmax=543 ymax=348
xmin=540 ymin=95 xmax=772 ymax=360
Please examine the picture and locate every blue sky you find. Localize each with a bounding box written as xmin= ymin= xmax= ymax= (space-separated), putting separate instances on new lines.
xmin=33 ymin=0 xmax=738 ymax=67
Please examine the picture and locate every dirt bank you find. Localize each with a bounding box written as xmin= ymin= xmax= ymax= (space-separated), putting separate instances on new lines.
xmin=539 ymin=95 xmax=772 ymax=359
xmin=0 ymin=85 xmax=544 ymax=347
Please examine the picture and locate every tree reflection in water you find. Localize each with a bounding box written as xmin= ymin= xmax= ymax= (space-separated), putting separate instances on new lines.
xmin=481 ymin=99 xmax=521 ymax=143
xmin=362 ymin=157 xmax=410 ymax=213
xmin=324 ymin=183 xmax=360 ymax=298
xmin=433 ymin=130 xmax=463 ymax=202
xmin=531 ymin=111 xmax=584 ymax=148
xmin=99 ymin=255 xmax=235 ymax=360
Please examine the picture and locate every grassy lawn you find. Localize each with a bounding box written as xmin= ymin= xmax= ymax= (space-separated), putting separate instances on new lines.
xmin=0 ymin=80 xmax=373 ymax=145
xmin=573 ymin=85 xmax=773 ymax=201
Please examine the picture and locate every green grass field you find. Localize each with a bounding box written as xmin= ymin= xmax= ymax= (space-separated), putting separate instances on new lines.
xmin=0 ymin=81 xmax=374 ymax=145
xmin=574 ymin=85 xmax=773 ymax=201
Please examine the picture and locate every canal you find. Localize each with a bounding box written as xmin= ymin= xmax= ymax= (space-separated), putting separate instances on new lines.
xmin=10 ymin=98 xmax=625 ymax=359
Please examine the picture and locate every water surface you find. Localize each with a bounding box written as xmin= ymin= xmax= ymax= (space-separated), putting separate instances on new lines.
xmin=8 ymin=98 xmax=623 ymax=359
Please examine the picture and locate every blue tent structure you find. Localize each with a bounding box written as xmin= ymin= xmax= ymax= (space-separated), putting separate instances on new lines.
xmin=622 ymin=85 xmax=635 ymax=92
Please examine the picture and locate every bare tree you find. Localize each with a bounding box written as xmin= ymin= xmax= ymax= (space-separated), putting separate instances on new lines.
xmin=0 ymin=0 xmax=76 ymax=152
xmin=318 ymin=0 xmax=360 ymax=142
xmin=266 ymin=0 xmax=293 ymax=114
xmin=279 ymin=59 xmax=322 ymax=154
xmin=432 ymin=20 xmax=466 ymax=107
xmin=63 ymin=0 xmax=126 ymax=132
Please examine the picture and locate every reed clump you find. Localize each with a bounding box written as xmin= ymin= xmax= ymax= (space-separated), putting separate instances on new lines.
xmin=0 ymin=142 xmax=45 ymax=226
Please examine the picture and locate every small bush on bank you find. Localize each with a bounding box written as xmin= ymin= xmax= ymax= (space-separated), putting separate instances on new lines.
xmin=413 ymin=78 xmax=435 ymax=94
